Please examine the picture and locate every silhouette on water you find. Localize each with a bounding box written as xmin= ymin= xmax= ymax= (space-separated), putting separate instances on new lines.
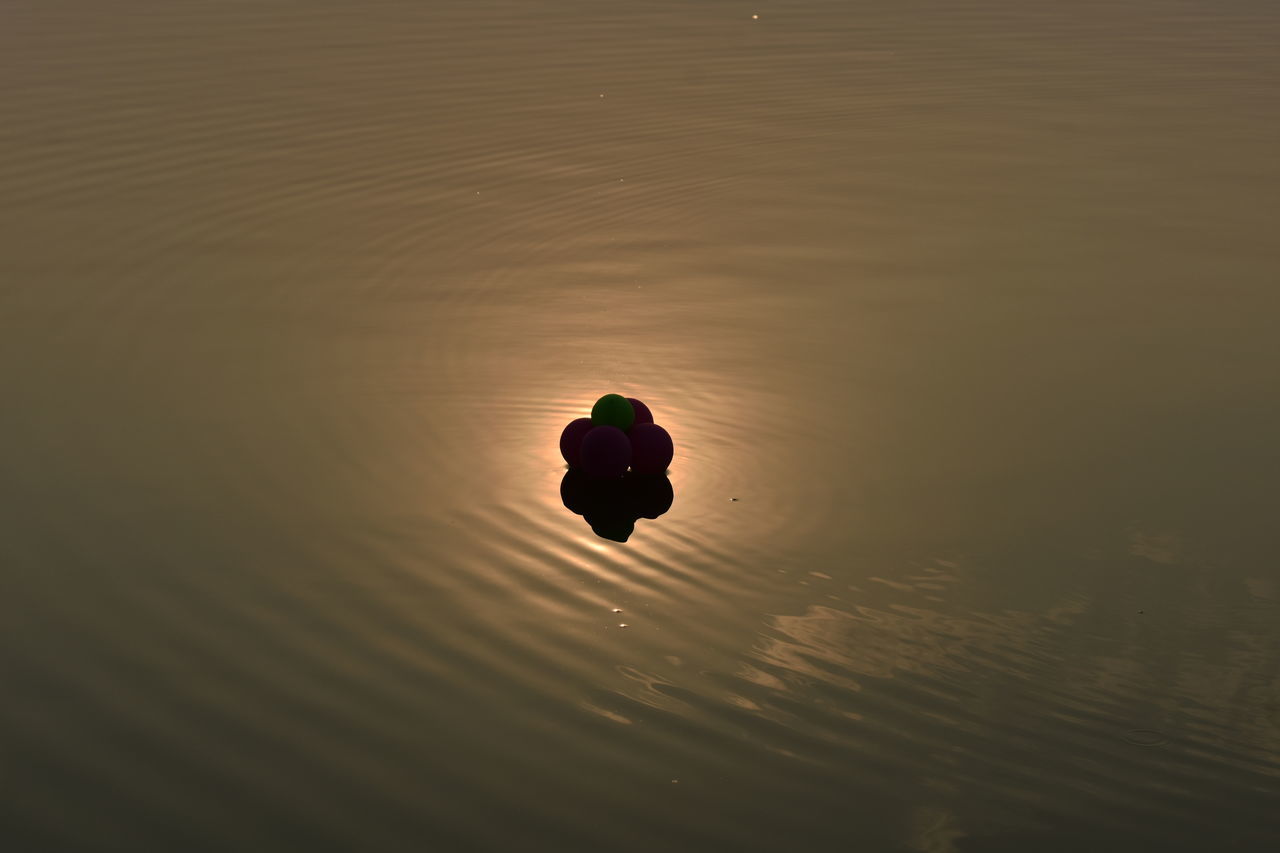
xmin=559 ymin=469 xmax=674 ymax=542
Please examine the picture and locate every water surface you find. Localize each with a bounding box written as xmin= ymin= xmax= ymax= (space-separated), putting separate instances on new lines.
xmin=3 ymin=1 xmax=1279 ymax=850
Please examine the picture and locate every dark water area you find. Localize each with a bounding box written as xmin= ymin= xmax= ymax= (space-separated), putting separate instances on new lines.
xmin=3 ymin=1 xmax=1279 ymax=850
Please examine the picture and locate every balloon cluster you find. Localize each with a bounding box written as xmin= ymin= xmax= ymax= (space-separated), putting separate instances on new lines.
xmin=559 ymin=394 xmax=674 ymax=478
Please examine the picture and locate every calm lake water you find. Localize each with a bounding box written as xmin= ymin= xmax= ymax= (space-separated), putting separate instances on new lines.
xmin=3 ymin=1 xmax=1279 ymax=850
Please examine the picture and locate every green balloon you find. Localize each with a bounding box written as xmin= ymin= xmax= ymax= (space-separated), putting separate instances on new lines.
xmin=590 ymin=394 xmax=635 ymax=432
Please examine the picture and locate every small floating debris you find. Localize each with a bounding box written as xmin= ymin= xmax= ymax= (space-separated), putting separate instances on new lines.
xmin=611 ymin=608 xmax=623 ymax=613
xmin=729 ymin=497 xmax=739 ymax=502
xmin=618 ymin=623 xmax=629 ymax=629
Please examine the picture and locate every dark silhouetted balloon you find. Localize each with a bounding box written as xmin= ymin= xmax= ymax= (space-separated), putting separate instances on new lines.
xmin=559 ymin=418 xmax=594 ymax=468
xmin=626 ymin=397 xmax=654 ymax=427
xmin=627 ymin=422 xmax=673 ymax=475
xmin=590 ymin=394 xmax=635 ymax=432
xmin=580 ymin=425 xmax=631 ymax=478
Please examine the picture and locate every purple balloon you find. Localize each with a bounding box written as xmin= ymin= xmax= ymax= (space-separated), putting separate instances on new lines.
xmin=626 ymin=398 xmax=654 ymax=427
xmin=580 ymin=425 xmax=632 ymax=479
xmin=559 ymin=418 xmax=595 ymax=468
xmin=628 ymin=422 xmax=673 ymax=475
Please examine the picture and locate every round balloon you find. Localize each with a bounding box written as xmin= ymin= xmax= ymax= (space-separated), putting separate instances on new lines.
xmin=580 ymin=425 xmax=632 ymax=478
xmin=626 ymin=397 xmax=654 ymax=427
xmin=628 ymin=422 xmax=673 ymax=475
xmin=590 ymin=394 xmax=635 ymax=432
xmin=559 ymin=418 xmax=595 ymax=468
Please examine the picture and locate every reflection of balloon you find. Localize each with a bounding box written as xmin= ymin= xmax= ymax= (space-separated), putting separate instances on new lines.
xmin=590 ymin=394 xmax=635 ymax=432
xmin=626 ymin=398 xmax=653 ymax=427
xmin=629 ymin=474 xmax=673 ymax=519
xmin=560 ymin=468 xmax=591 ymax=515
xmin=560 ymin=469 xmax=622 ymax=516
xmin=580 ymin=425 xmax=631 ymax=478
xmin=559 ymin=470 xmax=674 ymax=542
xmin=628 ymin=423 xmax=673 ymax=475
xmin=558 ymin=418 xmax=594 ymax=469
xmin=589 ymin=517 xmax=635 ymax=543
